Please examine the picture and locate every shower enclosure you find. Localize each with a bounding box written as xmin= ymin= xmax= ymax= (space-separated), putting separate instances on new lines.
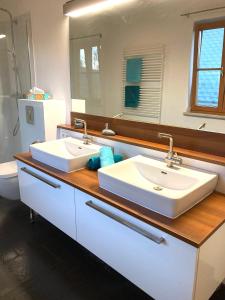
xmin=0 ymin=9 xmax=32 ymax=163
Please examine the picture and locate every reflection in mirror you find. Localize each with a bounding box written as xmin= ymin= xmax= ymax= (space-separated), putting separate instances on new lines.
xmin=70 ymin=34 xmax=102 ymax=114
xmin=69 ymin=0 xmax=225 ymax=134
xmin=0 ymin=11 xmax=33 ymax=162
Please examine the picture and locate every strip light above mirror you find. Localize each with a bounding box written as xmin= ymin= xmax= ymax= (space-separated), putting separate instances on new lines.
xmin=63 ymin=0 xmax=136 ymax=18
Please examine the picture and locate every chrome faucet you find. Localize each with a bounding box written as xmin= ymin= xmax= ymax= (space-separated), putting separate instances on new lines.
xmin=74 ymin=118 xmax=92 ymax=145
xmin=158 ymin=133 xmax=182 ymax=168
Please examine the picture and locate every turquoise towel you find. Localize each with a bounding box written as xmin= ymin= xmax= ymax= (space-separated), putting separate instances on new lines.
xmin=126 ymin=58 xmax=142 ymax=83
xmin=87 ymin=154 xmax=123 ymax=170
xmin=125 ymin=86 xmax=140 ymax=108
xmin=87 ymin=156 xmax=100 ymax=170
xmin=100 ymin=147 xmax=115 ymax=168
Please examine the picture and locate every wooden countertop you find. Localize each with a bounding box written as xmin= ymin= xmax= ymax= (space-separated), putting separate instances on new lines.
xmin=15 ymin=152 xmax=225 ymax=248
xmin=58 ymin=125 xmax=225 ymax=167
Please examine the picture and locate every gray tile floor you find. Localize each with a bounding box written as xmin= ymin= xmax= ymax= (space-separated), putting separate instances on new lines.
xmin=0 ymin=197 xmax=224 ymax=300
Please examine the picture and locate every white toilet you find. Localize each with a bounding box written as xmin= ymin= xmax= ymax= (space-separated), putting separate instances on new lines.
xmin=0 ymin=161 xmax=20 ymax=200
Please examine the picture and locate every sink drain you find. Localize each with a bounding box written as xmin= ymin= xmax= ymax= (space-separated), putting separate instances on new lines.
xmin=153 ymin=186 xmax=163 ymax=191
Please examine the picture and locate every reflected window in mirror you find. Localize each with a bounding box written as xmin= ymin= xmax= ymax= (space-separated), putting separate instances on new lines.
xmin=92 ymin=46 xmax=100 ymax=71
xmin=191 ymin=20 xmax=225 ymax=115
xmin=70 ymin=34 xmax=102 ymax=115
xmin=80 ymin=49 xmax=86 ymax=69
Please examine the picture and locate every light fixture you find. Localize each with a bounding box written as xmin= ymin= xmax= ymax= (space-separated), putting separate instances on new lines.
xmin=63 ymin=0 xmax=134 ymax=18
xmin=0 ymin=34 xmax=6 ymax=39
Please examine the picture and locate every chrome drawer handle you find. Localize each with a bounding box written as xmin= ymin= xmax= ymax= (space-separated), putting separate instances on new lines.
xmin=21 ymin=167 xmax=61 ymax=189
xmin=86 ymin=201 xmax=165 ymax=244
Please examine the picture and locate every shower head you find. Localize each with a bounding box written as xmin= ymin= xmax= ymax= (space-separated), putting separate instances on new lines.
xmin=0 ymin=8 xmax=16 ymax=54
xmin=0 ymin=8 xmax=13 ymax=22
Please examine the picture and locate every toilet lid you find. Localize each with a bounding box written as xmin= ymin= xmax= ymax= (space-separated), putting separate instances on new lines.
xmin=0 ymin=161 xmax=18 ymax=178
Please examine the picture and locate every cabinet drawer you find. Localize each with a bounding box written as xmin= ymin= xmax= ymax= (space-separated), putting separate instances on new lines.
xmin=17 ymin=161 xmax=76 ymax=240
xmin=75 ymin=189 xmax=197 ymax=300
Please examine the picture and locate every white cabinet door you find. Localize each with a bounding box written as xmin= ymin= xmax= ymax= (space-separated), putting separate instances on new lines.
xmin=75 ymin=189 xmax=198 ymax=300
xmin=17 ymin=161 xmax=76 ymax=240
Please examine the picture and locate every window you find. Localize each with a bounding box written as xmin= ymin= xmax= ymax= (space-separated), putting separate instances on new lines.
xmin=70 ymin=35 xmax=102 ymax=113
xmin=80 ymin=49 xmax=86 ymax=69
xmin=191 ymin=21 xmax=225 ymax=115
xmin=92 ymin=46 xmax=99 ymax=71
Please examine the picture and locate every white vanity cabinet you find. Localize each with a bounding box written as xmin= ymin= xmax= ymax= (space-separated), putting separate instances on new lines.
xmin=75 ymin=188 xmax=198 ymax=300
xmin=16 ymin=160 xmax=225 ymax=300
xmin=17 ymin=161 xmax=76 ymax=240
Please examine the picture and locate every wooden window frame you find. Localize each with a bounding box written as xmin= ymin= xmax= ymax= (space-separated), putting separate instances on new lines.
xmin=190 ymin=20 xmax=225 ymax=115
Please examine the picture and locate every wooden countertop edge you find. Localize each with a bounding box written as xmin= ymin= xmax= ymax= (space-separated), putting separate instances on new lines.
xmin=15 ymin=153 xmax=225 ymax=248
xmin=58 ymin=125 xmax=225 ymax=166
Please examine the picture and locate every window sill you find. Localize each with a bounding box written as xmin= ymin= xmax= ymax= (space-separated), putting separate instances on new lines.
xmin=183 ymin=111 xmax=225 ymax=120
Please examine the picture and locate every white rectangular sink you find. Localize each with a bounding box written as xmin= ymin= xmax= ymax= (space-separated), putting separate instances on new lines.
xmin=98 ymin=155 xmax=218 ymax=219
xmin=30 ymin=137 xmax=101 ymax=172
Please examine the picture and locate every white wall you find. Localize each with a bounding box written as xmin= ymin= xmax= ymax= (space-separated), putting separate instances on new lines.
xmin=0 ymin=0 xmax=71 ymax=122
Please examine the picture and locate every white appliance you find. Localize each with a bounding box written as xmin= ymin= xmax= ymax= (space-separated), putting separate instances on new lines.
xmin=18 ymin=99 xmax=65 ymax=151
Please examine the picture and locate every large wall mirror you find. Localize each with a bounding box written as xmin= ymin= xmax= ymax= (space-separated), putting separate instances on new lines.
xmin=69 ymin=0 xmax=225 ymax=134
